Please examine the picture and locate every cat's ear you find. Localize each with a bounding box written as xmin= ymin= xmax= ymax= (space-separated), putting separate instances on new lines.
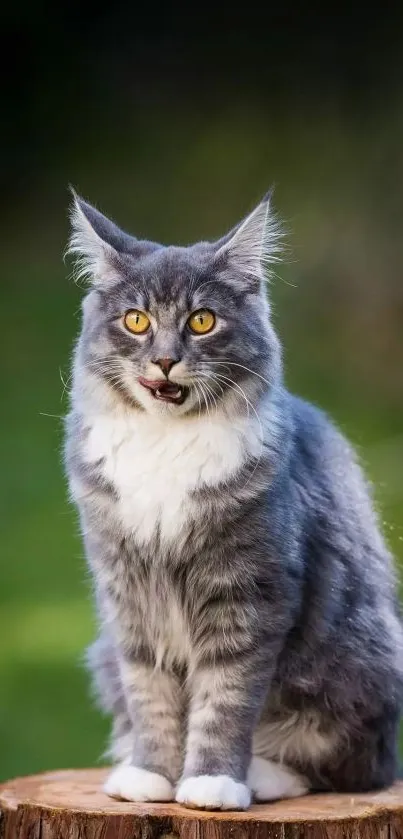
xmin=67 ymin=190 xmax=155 ymax=288
xmin=213 ymin=192 xmax=282 ymax=289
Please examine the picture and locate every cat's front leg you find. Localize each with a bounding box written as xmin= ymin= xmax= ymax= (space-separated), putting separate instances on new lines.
xmin=82 ymin=525 xmax=184 ymax=803
xmin=177 ymin=657 xmax=271 ymax=810
xmin=105 ymin=656 xmax=183 ymax=802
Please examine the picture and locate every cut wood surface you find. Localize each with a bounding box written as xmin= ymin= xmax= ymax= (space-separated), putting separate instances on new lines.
xmin=1 ymin=769 xmax=403 ymax=839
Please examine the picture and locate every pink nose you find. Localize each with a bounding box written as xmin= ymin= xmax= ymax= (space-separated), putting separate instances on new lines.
xmin=154 ymin=358 xmax=178 ymax=375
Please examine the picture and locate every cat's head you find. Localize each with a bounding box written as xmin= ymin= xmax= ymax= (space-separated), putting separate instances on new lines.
xmin=68 ymin=191 xmax=283 ymax=418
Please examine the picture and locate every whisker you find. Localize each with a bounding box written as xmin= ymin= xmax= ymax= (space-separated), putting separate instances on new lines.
xmin=190 ymin=278 xmax=222 ymax=296
xmin=59 ymin=367 xmax=72 ymax=402
xmin=39 ymin=412 xmax=64 ymax=421
xmin=193 ymin=382 xmax=203 ymax=420
xmin=197 ymin=379 xmax=211 ymax=421
xmin=199 ymin=378 xmax=219 ymax=416
xmin=196 ymin=372 xmax=225 ymax=398
xmin=215 ymin=375 xmax=265 ymax=490
xmin=199 ymin=360 xmax=272 ymax=389
xmin=208 ymin=372 xmax=264 ymax=443
xmin=197 ymin=370 xmax=265 ymax=492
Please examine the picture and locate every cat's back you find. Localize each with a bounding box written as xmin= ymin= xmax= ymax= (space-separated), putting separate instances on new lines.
xmin=286 ymin=390 xmax=396 ymax=592
xmin=287 ymin=391 xmax=369 ymax=500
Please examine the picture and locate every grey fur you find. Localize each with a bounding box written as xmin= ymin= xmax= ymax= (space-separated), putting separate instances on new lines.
xmin=65 ymin=192 xmax=403 ymax=802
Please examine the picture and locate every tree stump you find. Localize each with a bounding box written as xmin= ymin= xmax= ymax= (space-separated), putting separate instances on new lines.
xmin=1 ymin=769 xmax=403 ymax=839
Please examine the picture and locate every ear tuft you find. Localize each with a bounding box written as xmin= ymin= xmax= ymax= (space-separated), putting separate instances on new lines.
xmin=215 ymin=193 xmax=283 ymax=286
xmin=67 ymin=190 xmax=121 ymax=287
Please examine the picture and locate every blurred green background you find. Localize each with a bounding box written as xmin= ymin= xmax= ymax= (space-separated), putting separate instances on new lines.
xmin=1 ymin=7 xmax=403 ymax=782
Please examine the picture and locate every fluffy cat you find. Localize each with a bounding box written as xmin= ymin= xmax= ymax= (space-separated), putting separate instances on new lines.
xmin=65 ymin=191 xmax=403 ymax=810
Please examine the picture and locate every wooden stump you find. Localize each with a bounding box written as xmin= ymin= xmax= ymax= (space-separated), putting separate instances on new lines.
xmin=1 ymin=769 xmax=403 ymax=839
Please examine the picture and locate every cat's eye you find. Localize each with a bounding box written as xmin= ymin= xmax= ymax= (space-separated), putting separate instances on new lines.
xmin=124 ymin=310 xmax=151 ymax=335
xmin=187 ymin=309 xmax=215 ymax=335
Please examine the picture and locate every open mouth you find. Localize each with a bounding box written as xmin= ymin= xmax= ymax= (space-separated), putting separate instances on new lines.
xmin=138 ymin=377 xmax=188 ymax=405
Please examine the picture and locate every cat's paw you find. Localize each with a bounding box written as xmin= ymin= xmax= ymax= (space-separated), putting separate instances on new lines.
xmin=248 ymin=756 xmax=309 ymax=801
xmin=176 ymin=775 xmax=251 ymax=810
xmin=104 ymin=765 xmax=174 ymax=802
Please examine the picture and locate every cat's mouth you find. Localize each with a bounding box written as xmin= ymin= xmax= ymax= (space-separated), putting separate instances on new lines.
xmin=138 ymin=377 xmax=188 ymax=405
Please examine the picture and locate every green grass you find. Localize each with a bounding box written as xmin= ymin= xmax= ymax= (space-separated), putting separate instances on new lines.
xmin=0 ymin=261 xmax=109 ymax=780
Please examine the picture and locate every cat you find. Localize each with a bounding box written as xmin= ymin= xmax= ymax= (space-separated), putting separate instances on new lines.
xmin=65 ymin=190 xmax=403 ymax=810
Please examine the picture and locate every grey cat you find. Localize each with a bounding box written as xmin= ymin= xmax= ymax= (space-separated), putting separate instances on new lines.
xmin=65 ymin=190 xmax=403 ymax=810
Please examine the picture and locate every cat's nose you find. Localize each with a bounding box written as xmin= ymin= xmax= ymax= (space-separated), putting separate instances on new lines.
xmin=154 ymin=357 xmax=179 ymax=376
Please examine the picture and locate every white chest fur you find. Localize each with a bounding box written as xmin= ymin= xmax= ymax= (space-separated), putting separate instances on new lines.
xmin=83 ymin=409 xmax=261 ymax=545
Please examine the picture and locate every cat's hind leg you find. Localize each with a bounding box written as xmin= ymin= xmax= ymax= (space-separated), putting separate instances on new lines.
xmin=248 ymin=756 xmax=308 ymax=801
xmin=249 ymin=708 xmax=337 ymax=802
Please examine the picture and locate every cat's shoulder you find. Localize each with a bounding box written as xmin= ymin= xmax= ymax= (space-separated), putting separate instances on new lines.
xmin=286 ymin=391 xmax=360 ymax=479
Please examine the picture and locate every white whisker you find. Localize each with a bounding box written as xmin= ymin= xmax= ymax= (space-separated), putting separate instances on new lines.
xmin=197 ymin=379 xmax=212 ymax=421
xmin=39 ymin=412 xmax=64 ymax=421
xmin=59 ymin=367 xmax=72 ymax=402
xmin=199 ymin=378 xmax=220 ymax=417
xmin=193 ymin=382 xmax=203 ymax=420
xmin=199 ymin=360 xmax=272 ymax=389
xmin=198 ymin=370 xmax=265 ymax=491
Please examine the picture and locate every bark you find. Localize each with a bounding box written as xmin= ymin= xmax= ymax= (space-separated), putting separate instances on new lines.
xmin=1 ymin=769 xmax=403 ymax=839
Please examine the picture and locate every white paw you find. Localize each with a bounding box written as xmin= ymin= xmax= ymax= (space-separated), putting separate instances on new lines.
xmin=176 ymin=775 xmax=251 ymax=810
xmin=104 ymin=765 xmax=174 ymax=802
xmin=248 ymin=756 xmax=309 ymax=801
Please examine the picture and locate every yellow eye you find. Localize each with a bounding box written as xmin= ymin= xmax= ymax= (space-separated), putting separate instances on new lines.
xmin=188 ymin=309 xmax=215 ymax=335
xmin=124 ymin=310 xmax=150 ymax=335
